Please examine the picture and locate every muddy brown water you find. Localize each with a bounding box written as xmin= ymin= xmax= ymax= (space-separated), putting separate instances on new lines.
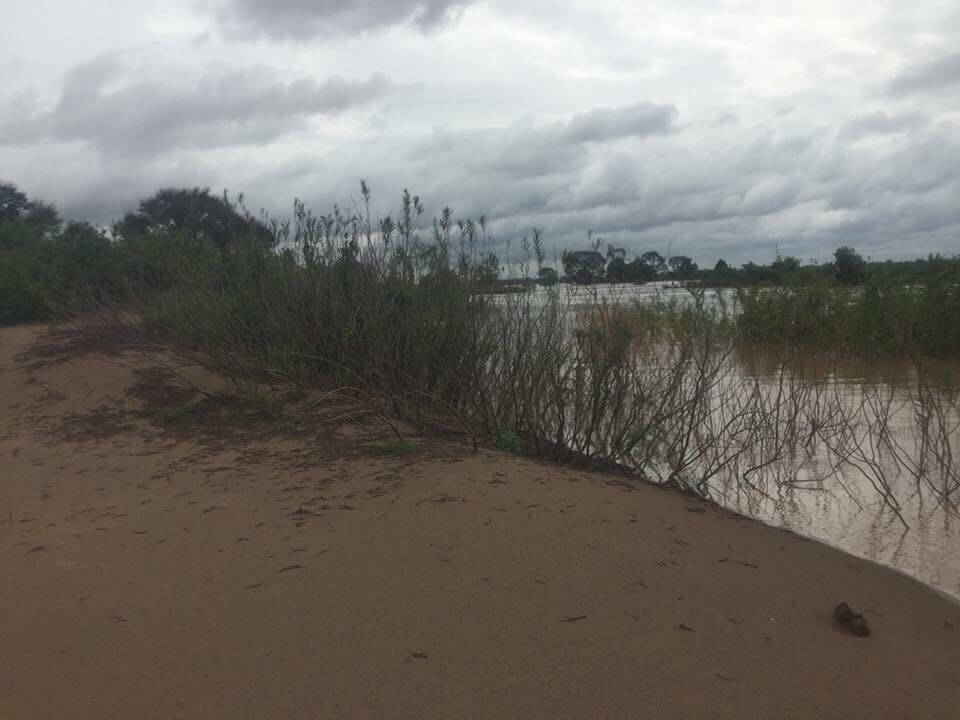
xmin=502 ymin=284 xmax=960 ymax=600
xmin=724 ymin=345 xmax=960 ymax=601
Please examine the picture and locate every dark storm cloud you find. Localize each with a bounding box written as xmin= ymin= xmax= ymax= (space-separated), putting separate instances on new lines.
xmin=397 ymin=116 xmax=960 ymax=264
xmin=217 ymin=0 xmax=477 ymax=39
xmin=389 ymin=122 xmax=803 ymax=246
xmin=414 ymin=102 xmax=679 ymax=185
xmin=0 ymin=55 xmax=394 ymax=154
xmin=886 ymin=52 xmax=960 ymax=95
xmin=4 ymin=1 xmax=960 ymax=264
xmin=223 ymin=97 xmax=960 ymax=267
xmin=563 ymin=102 xmax=679 ymax=143
xmin=838 ymin=111 xmax=928 ymax=141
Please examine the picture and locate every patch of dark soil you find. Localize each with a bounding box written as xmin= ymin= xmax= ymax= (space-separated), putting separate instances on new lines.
xmin=16 ymin=328 xmax=152 ymax=371
xmin=21 ymin=328 xmax=460 ymax=463
xmin=127 ymin=366 xmax=199 ymax=411
xmin=55 ymin=405 xmax=141 ymax=442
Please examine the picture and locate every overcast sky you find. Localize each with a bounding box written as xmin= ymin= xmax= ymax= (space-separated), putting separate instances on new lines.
xmin=2 ymin=1 xmax=958 ymax=264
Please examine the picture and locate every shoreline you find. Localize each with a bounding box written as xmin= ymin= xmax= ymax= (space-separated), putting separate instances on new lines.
xmin=3 ymin=323 xmax=959 ymax=719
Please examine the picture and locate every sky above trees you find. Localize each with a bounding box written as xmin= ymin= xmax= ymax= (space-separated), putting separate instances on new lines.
xmin=1 ymin=1 xmax=958 ymax=264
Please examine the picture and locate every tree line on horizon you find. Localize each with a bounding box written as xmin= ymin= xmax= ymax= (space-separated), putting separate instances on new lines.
xmin=1 ymin=182 xmax=281 ymax=325
xmin=2 ymin=180 xmax=958 ymax=327
xmin=549 ymin=239 xmax=955 ymax=288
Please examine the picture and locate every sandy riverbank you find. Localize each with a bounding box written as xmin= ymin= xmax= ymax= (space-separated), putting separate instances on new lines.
xmin=2 ymin=324 xmax=958 ymax=719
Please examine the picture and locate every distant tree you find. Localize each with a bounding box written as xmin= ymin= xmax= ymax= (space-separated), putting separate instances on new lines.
xmin=624 ymin=257 xmax=657 ymax=283
xmin=776 ymin=255 xmax=801 ymax=272
xmin=0 ymin=182 xmax=29 ymax=223
xmin=606 ymin=244 xmax=627 ymax=261
xmin=772 ymin=254 xmax=801 ymax=284
xmin=668 ymin=255 xmax=698 ymax=280
xmin=640 ymin=250 xmax=667 ymax=276
xmin=24 ymin=200 xmax=61 ymax=231
xmin=832 ymin=246 xmax=866 ymax=285
xmin=709 ymin=258 xmax=735 ymax=286
xmin=537 ymin=266 xmax=559 ymax=286
xmin=740 ymin=260 xmax=778 ymax=285
xmin=562 ymin=249 xmax=606 ymax=284
xmin=114 ymin=187 xmax=275 ymax=250
xmin=0 ymin=182 xmax=61 ymax=231
xmin=606 ymin=256 xmax=627 ymax=283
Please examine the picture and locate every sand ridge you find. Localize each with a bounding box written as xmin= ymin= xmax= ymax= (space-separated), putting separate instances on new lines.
xmin=2 ymin=325 xmax=959 ymax=719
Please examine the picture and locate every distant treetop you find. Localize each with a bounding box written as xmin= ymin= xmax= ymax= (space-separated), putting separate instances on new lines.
xmin=0 ymin=182 xmax=61 ymax=232
xmin=114 ymin=187 xmax=276 ymax=250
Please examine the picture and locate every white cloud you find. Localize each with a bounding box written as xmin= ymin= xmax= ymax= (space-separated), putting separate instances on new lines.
xmin=216 ymin=0 xmax=477 ymax=39
xmin=0 ymin=54 xmax=395 ymax=155
xmin=1 ymin=0 xmax=959 ymax=263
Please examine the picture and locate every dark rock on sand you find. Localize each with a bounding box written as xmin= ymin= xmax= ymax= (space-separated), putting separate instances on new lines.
xmin=834 ymin=601 xmax=871 ymax=637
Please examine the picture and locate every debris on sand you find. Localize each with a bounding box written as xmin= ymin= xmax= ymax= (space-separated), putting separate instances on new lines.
xmin=834 ymin=601 xmax=871 ymax=637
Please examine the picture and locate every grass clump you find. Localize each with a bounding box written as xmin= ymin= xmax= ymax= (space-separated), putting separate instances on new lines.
xmin=159 ymin=398 xmax=208 ymax=425
xmin=494 ymin=429 xmax=520 ymax=453
xmin=367 ymin=440 xmax=420 ymax=456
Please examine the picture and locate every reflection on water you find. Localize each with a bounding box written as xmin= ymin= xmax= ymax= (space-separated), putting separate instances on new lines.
xmin=510 ymin=281 xmax=717 ymax=307
xmin=736 ymin=343 xmax=960 ymax=388
xmin=722 ymin=345 xmax=960 ymax=601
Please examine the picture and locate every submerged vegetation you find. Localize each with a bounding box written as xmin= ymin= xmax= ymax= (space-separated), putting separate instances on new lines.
xmin=736 ymin=278 xmax=960 ymax=357
xmin=1 ymin=180 xmax=959 ymax=524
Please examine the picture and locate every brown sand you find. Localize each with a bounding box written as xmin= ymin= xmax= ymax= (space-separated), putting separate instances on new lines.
xmin=2 ymin=324 xmax=959 ymax=720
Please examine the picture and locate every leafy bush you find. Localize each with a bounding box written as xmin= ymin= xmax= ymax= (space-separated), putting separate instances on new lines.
xmin=0 ymin=219 xmax=127 ymax=325
xmin=736 ymin=271 xmax=960 ymax=357
xmin=494 ymin=430 xmax=520 ymax=453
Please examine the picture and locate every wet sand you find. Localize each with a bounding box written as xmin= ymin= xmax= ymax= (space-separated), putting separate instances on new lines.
xmin=2 ymin=324 xmax=959 ymax=719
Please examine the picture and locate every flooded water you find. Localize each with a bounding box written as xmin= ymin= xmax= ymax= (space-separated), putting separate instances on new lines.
xmin=722 ymin=347 xmax=960 ymax=601
xmin=497 ymin=283 xmax=960 ymax=600
xmin=513 ymin=280 xmax=724 ymax=307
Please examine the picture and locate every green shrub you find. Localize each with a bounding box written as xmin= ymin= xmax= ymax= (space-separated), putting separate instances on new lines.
xmin=367 ymin=440 xmax=419 ymax=456
xmin=495 ymin=429 xmax=520 ymax=453
xmin=735 ymin=274 xmax=960 ymax=358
